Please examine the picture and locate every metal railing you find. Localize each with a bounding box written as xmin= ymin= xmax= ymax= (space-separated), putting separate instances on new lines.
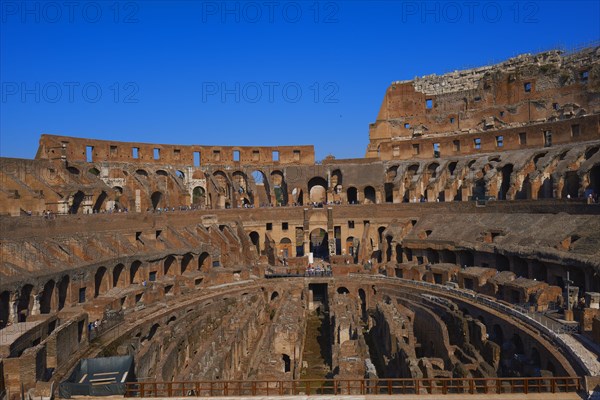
xmin=124 ymin=376 xmax=581 ymax=397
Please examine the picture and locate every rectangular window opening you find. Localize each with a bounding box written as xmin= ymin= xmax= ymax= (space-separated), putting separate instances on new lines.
xmin=524 ymin=82 xmax=532 ymax=92
xmin=474 ymin=138 xmax=482 ymax=150
xmin=450 ymin=117 xmax=455 ymax=124
xmin=266 ymin=222 xmax=273 ymax=231
xmin=453 ymin=140 xmax=461 ymax=152
xmin=132 ymin=147 xmax=139 ymax=159
xmin=581 ymin=70 xmax=589 ymax=83
xmin=544 ymin=131 xmax=552 ymax=147
xmin=433 ymin=143 xmax=440 ymax=158
xmin=293 ymin=150 xmax=300 ymax=161
xmin=86 ymin=146 xmax=93 ymax=162
xmin=348 ymin=220 xmax=355 ymax=229
xmin=253 ymin=150 xmax=260 ymax=161
xmin=153 ymin=148 xmax=160 ymax=160
xmin=404 ymin=123 xmax=410 ymax=129
xmin=571 ymin=124 xmax=580 ymax=138
xmin=519 ymin=132 xmax=527 ymax=145
xmin=233 ymin=150 xmax=240 ymax=162
xmin=496 ymin=136 xmax=504 ymax=147
xmin=110 ymin=145 xmax=117 ymax=156
xmin=282 ymin=222 xmax=288 ymax=230
xmin=272 ymin=150 xmax=280 ymax=162
xmin=78 ymin=287 xmax=86 ymax=303
xmin=412 ymin=144 xmax=420 ymax=155
xmin=213 ymin=150 xmax=221 ymax=162
xmin=193 ymin=151 xmax=201 ymax=167
xmin=425 ymin=99 xmax=433 ymax=109
xmin=174 ymin=149 xmax=181 ymax=159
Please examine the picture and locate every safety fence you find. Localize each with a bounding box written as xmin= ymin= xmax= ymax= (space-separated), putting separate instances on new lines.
xmin=124 ymin=376 xmax=581 ymax=397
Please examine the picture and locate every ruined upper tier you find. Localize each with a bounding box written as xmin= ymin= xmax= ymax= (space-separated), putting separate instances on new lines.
xmin=367 ymin=46 xmax=600 ymax=160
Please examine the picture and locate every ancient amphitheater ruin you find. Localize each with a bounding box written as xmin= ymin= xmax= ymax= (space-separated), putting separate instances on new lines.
xmin=1 ymin=46 xmax=600 ymax=399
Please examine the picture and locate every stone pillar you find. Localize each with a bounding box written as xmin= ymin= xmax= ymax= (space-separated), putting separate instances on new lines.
xmin=31 ymin=293 xmax=41 ymax=316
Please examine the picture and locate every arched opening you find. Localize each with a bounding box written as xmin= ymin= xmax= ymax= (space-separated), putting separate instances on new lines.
xmin=164 ymin=255 xmax=176 ymax=277
xmin=364 ymin=186 xmax=376 ymax=204
xmin=39 ymin=280 xmax=55 ymax=314
xmin=282 ymin=354 xmax=291 ymax=373
xmin=337 ymin=287 xmax=349 ymax=294
xmin=192 ymin=186 xmax=206 ymax=206
xmin=427 ymin=162 xmax=439 ymax=180
xmin=135 ymin=169 xmax=148 ymax=177
xmin=562 ymin=171 xmax=580 ymax=198
xmin=346 ymin=237 xmax=356 ymax=260
xmin=94 ymin=267 xmax=108 ymax=297
xmin=491 ymin=324 xmax=504 ymax=347
xmin=385 ymin=236 xmax=393 ymax=262
xmin=0 ymin=291 xmax=10 ymax=328
xmin=331 ymin=169 xmax=343 ymax=187
xmin=181 ymin=253 xmax=193 ymax=274
xmin=198 ymin=252 xmax=210 ymax=271
xmin=249 ymin=231 xmax=260 ymax=255
xmin=473 ymin=178 xmax=486 ymax=200
xmin=113 ymin=263 xmax=125 ymax=288
xmin=57 ymin=275 xmax=69 ymax=310
xmin=70 ymin=191 xmax=85 ymax=214
xmin=516 ymin=175 xmax=532 ymax=200
xmin=395 ymin=244 xmax=403 ymax=263
xmin=511 ymin=334 xmax=525 ymax=355
xmin=92 ymin=191 xmax=107 ymax=212
xmin=279 ymin=237 xmax=292 ymax=259
xmin=130 ymin=260 xmax=142 ymax=284
xmin=346 ymin=187 xmax=358 ymax=204
xmin=308 ymin=177 xmax=328 ymax=204
xmin=251 ymin=170 xmax=271 ymax=206
xmin=440 ymin=250 xmax=456 ymax=264
xmin=538 ymin=176 xmax=554 ymax=199
xmin=271 ymin=291 xmax=279 ymax=301
xmin=448 ymin=161 xmax=458 ymax=176
xmin=17 ymin=285 xmax=33 ymax=322
xmin=585 ymin=146 xmax=599 ymax=160
xmin=457 ymin=250 xmax=474 ymax=267
xmin=530 ymin=260 xmax=547 ymax=282
xmin=271 ymin=170 xmax=288 ymax=206
xmin=310 ymin=228 xmax=329 ymax=260
xmin=151 ymin=191 xmax=163 ymax=210
xmin=498 ymin=164 xmax=513 ymax=200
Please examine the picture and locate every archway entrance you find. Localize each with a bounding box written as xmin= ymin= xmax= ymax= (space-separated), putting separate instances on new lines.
xmin=310 ymin=228 xmax=329 ymax=260
xmin=308 ymin=177 xmax=328 ymax=204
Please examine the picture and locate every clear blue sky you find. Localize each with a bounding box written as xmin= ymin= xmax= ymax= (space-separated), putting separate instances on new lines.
xmin=1 ymin=1 xmax=599 ymax=161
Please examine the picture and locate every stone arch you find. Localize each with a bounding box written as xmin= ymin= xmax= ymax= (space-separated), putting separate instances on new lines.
xmin=113 ymin=263 xmax=126 ymax=288
xmin=346 ymin=187 xmax=358 ymax=204
xmin=251 ymin=170 xmax=271 ymax=206
xmin=346 ymin=236 xmax=356 ymax=259
xmin=271 ymin=170 xmax=287 ymax=206
xmin=198 ymin=252 xmax=211 ymax=271
xmin=94 ymin=266 xmax=109 ymax=297
xmin=70 ymin=190 xmax=85 ymax=214
xmin=17 ymin=285 xmax=33 ymax=322
xmin=151 ymin=191 xmax=163 ymax=210
xmin=585 ymin=146 xmax=599 ymax=160
xmin=331 ymin=169 xmax=343 ymax=187
xmin=279 ymin=237 xmax=292 ymax=259
xmin=57 ymin=275 xmax=69 ymax=310
xmin=164 ymin=255 xmax=176 ymax=277
xmin=337 ymin=287 xmax=350 ymax=294
xmin=249 ymin=231 xmax=260 ymax=255
xmin=270 ymin=291 xmax=279 ymax=301
xmin=427 ymin=162 xmax=439 ymax=179
xmin=561 ymin=171 xmax=580 ymax=198
xmin=448 ymin=161 xmax=458 ymax=176
xmin=156 ymin=169 xmax=168 ymax=177
xmin=130 ymin=260 xmax=142 ymax=284
xmin=135 ymin=169 xmax=148 ymax=177
xmin=181 ymin=253 xmax=193 ymax=274
xmin=498 ymin=164 xmax=514 ymax=200
xmin=516 ymin=174 xmax=532 ymax=200
xmin=192 ymin=186 xmax=206 ymax=206
xmin=364 ymin=186 xmax=376 ymax=204
xmin=92 ymin=191 xmax=107 ymax=212
xmin=308 ymin=176 xmax=328 ymax=204
xmin=39 ymin=280 xmax=55 ymax=314
xmin=538 ymin=176 xmax=554 ymax=199
xmin=310 ymin=228 xmax=329 ymax=259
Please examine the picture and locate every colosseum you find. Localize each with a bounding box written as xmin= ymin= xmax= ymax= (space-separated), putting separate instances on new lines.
xmin=1 ymin=46 xmax=600 ymax=399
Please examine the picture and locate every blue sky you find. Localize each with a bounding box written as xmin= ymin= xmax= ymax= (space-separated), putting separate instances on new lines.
xmin=1 ymin=1 xmax=599 ymax=161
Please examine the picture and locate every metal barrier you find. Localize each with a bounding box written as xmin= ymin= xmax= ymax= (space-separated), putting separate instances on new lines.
xmin=124 ymin=376 xmax=581 ymax=397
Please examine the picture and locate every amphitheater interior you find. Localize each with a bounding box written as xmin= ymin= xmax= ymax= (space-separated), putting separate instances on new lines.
xmin=1 ymin=46 xmax=600 ymax=399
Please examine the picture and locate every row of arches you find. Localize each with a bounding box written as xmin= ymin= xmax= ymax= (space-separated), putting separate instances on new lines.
xmin=0 ymin=252 xmax=213 ymax=328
